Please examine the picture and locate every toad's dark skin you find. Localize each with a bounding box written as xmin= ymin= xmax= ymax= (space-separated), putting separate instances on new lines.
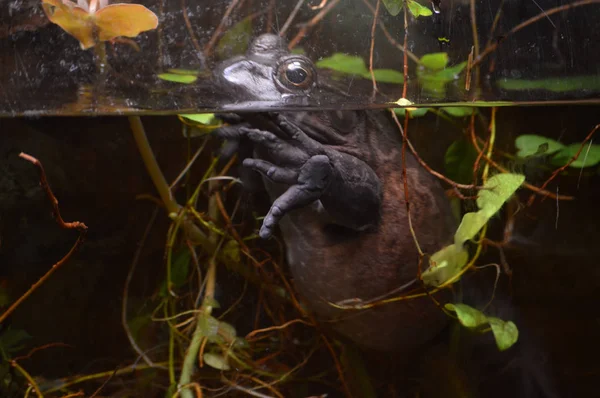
xmin=213 ymin=34 xmax=455 ymax=352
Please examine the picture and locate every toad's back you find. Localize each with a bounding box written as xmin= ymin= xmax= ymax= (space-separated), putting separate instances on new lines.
xmin=277 ymin=110 xmax=455 ymax=352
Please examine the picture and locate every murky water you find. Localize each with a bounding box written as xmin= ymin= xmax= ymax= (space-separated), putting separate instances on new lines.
xmin=1 ymin=104 xmax=598 ymax=397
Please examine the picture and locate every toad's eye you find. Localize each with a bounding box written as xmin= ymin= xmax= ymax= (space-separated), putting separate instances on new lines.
xmin=276 ymin=57 xmax=316 ymax=91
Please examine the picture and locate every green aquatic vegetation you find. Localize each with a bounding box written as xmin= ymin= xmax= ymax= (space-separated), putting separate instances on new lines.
xmin=157 ymin=73 xmax=198 ymax=84
xmin=498 ymin=75 xmax=600 ymax=93
xmin=515 ymin=134 xmax=564 ymax=157
xmin=417 ymin=53 xmax=467 ymax=96
xmin=445 ymin=303 xmax=519 ymax=351
xmin=317 ymin=49 xmax=467 ymax=97
xmin=370 ymin=69 xmax=405 ymax=83
xmin=177 ymin=113 xmax=223 ymax=137
xmin=420 ymin=53 xmax=449 ymax=71
xmin=552 ymin=144 xmax=600 ymax=168
xmin=407 ymin=0 xmax=433 ymax=17
xmin=422 ymin=173 xmax=525 ymax=287
xmin=316 ymin=53 xmax=404 ymax=83
xmin=382 ymin=0 xmax=403 ymax=15
xmin=516 ymin=134 xmax=600 ymax=168
xmin=196 ymin=314 xmax=248 ymax=371
xmin=420 ymin=172 xmax=524 ymax=354
xmin=179 ymin=113 xmax=218 ymax=125
xmin=382 ymin=0 xmax=433 ymax=18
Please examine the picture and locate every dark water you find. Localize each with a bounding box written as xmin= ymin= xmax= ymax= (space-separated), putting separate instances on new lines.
xmin=0 ymin=105 xmax=598 ymax=397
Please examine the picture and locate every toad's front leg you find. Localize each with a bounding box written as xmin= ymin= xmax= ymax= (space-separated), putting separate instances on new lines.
xmin=216 ymin=115 xmax=383 ymax=239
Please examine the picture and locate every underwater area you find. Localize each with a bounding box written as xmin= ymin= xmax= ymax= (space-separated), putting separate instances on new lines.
xmin=1 ymin=1 xmax=599 ymax=397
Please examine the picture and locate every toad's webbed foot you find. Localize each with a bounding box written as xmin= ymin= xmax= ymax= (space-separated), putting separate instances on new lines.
xmin=244 ymin=154 xmax=333 ymax=238
xmin=230 ymin=115 xmax=334 ymax=239
xmin=214 ymin=114 xmax=382 ymax=239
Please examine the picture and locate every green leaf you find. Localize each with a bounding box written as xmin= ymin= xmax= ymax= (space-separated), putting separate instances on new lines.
xmin=551 ymin=143 xmax=600 ymax=168
xmin=488 ymin=317 xmax=519 ymax=351
xmin=517 ymin=135 xmax=600 ymax=168
xmin=198 ymin=314 xmax=220 ymax=339
xmin=454 ymin=212 xmax=489 ymax=246
xmin=157 ymin=73 xmax=197 ymax=84
xmin=180 ymin=113 xmax=217 ymax=125
xmin=382 ymin=0 xmax=403 ymax=16
xmin=441 ymin=107 xmax=475 ymax=117
xmin=497 ymin=75 xmax=600 ymax=93
xmin=515 ymin=134 xmax=565 ymax=158
xmin=217 ymin=321 xmax=237 ymax=342
xmin=421 ymin=244 xmax=469 ymax=287
xmin=216 ymin=15 xmax=253 ymax=59
xmin=179 ymin=114 xmax=223 ymax=138
xmin=203 ymin=352 xmax=231 ymax=370
xmin=429 ymin=61 xmax=467 ymax=81
xmin=316 ymin=53 xmax=369 ymax=76
xmin=445 ymin=303 xmax=488 ymax=328
xmin=444 ymin=139 xmax=479 ymax=184
xmin=407 ymin=0 xmax=433 ymax=17
xmin=477 ymin=173 xmax=526 ymax=218
xmin=363 ymin=68 xmax=404 ymax=83
xmin=394 ymin=107 xmax=430 ymax=118
xmin=318 ymin=54 xmax=403 ymax=84
xmin=420 ymin=53 xmax=449 ymax=70
xmin=420 ymin=79 xmax=447 ymax=96
xmin=417 ymin=56 xmax=466 ymax=96
xmin=445 ymin=304 xmax=519 ymax=351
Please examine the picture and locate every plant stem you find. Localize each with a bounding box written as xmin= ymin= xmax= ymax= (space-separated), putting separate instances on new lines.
xmin=129 ymin=116 xmax=180 ymax=215
xmin=178 ymin=164 xmax=221 ymax=398
xmin=12 ymin=361 xmax=43 ymax=398
xmin=178 ymin=257 xmax=218 ymax=398
xmin=128 ymin=117 xmax=222 ymax=250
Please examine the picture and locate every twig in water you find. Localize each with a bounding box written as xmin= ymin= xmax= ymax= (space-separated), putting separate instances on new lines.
xmin=0 ymin=154 xmax=88 ymax=325
xmin=577 ymin=139 xmax=593 ymax=188
xmin=472 ymin=0 xmax=600 ymax=68
xmin=368 ymin=0 xmax=380 ymax=100
xmin=288 ymin=0 xmax=340 ymax=49
xmin=279 ymin=0 xmax=305 ymax=36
